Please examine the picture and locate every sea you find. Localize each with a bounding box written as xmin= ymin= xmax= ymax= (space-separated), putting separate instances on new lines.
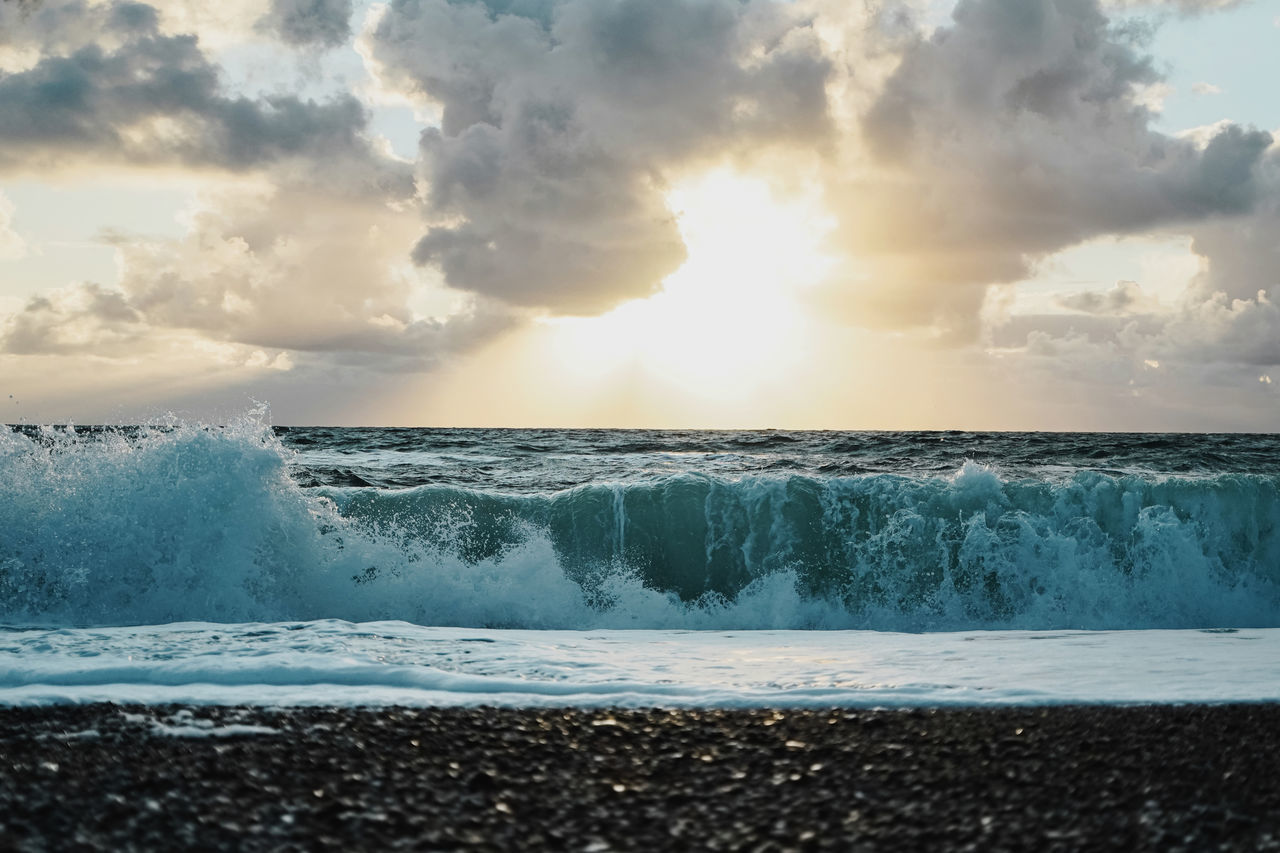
xmin=3 ymin=415 xmax=1279 ymax=709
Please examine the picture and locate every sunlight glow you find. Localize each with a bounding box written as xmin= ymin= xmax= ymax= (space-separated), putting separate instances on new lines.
xmin=543 ymin=170 xmax=836 ymax=401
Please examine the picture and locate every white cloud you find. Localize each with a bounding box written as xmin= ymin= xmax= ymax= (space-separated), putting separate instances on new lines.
xmin=1191 ymin=81 xmax=1223 ymax=95
xmin=1133 ymin=81 xmax=1175 ymax=113
xmin=1176 ymin=118 xmax=1238 ymax=148
xmin=1 ymin=180 xmax=515 ymax=370
xmin=244 ymin=349 xmax=294 ymax=371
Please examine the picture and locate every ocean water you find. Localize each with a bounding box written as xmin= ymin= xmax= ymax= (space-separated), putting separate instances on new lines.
xmin=2 ymin=416 xmax=1279 ymax=707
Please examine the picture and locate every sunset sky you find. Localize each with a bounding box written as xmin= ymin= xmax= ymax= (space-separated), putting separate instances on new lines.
xmin=1 ymin=0 xmax=1277 ymax=429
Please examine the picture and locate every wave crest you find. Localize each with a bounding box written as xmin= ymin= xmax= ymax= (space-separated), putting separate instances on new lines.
xmin=2 ymin=424 xmax=1279 ymax=630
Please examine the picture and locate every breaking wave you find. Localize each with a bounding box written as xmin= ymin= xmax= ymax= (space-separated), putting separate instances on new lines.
xmin=3 ymin=420 xmax=1279 ymax=630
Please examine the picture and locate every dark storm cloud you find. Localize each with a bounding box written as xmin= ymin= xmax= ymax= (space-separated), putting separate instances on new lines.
xmin=367 ymin=0 xmax=833 ymax=314
xmin=1185 ymin=147 xmax=1280 ymax=302
xmin=256 ymin=0 xmax=355 ymax=48
xmin=826 ymin=0 xmax=1273 ymax=339
xmin=0 ymin=0 xmax=397 ymax=179
xmin=860 ymin=0 xmax=1272 ymax=244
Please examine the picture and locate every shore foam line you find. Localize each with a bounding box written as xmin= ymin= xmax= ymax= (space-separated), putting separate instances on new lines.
xmin=2 ymin=621 xmax=1278 ymax=708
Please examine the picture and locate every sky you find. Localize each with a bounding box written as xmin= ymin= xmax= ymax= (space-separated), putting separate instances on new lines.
xmin=0 ymin=0 xmax=1277 ymax=430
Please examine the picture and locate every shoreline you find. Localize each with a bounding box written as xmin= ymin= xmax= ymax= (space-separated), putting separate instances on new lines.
xmin=2 ymin=703 xmax=1278 ymax=850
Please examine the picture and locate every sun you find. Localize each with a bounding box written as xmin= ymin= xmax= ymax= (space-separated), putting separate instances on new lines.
xmin=542 ymin=169 xmax=835 ymax=403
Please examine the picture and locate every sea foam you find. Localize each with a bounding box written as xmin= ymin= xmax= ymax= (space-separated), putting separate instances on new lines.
xmin=5 ymin=622 xmax=1279 ymax=708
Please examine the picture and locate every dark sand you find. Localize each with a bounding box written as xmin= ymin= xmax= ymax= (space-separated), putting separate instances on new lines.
xmin=2 ymin=703 xmax=1278 ymax=851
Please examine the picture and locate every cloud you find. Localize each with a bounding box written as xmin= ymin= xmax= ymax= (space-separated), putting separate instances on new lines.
xmin=1 ymin=281 xmax=143 ymax=355
xmin=1106 ymin=0 xmax=1251 ymax=14
xmin=256 ymin=0 xmax=354 ymax=48
xmin=364 ymin=0 xmax=833 ymax=314
xmin=819 ymin=0 xmax=1273 ymax=339
xmin=1191 ymin=81 xmax=1222 ymax=95
xmin=1158 ymin=289 xmax=1280 ymax=367
xmin=1184 ymin=147 xmax=1280 ymax=303
xmin=0 ymin=190 xmax=25 ymax=259
xmin=993 ymin=172 xmax=1280 ymax=402
xmin=1 ymin=0 xmax=153 ymax=57
xmin=973 ymin=285 xmax=1280 ymax=431
xmin=1016 ymin=287 xmax=1280 ymax=369
xmin=3 ymin=0 xmax=1278 ymax=428
xmin=1170 ymin=0 xmax=1249 ymax=10
xmin=0 ymin=0 xmax=473 ymax=375
xmin=0 ymin=181 xmax=517 ymax=370
xmin=986 ymin=150 xmax=1280 ymax=418
xmin=0 ymin=0 xmax=402 ymax=184
xmin=1055 ymin=280 xmax=1160 ymax=315
xmin=0 ymin=0 xmax=329 ymax=53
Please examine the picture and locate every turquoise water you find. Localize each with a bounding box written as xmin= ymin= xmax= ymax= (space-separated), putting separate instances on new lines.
xmin=3 ymin=418 xmax=1278 ymax=631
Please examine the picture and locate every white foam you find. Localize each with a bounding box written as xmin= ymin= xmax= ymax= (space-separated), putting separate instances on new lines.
xmin=146 ymin=722 xmax=280 ymax=738
xmin=1 ymin=620 xmax=1277 ymax=708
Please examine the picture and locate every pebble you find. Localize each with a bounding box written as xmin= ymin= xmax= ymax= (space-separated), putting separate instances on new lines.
xmin=0 ymin=703 xmax=1277 ymax=851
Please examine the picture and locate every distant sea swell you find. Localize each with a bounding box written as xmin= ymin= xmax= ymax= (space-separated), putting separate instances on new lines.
xmin=2 ymin=420 xmax=1279 ymax=631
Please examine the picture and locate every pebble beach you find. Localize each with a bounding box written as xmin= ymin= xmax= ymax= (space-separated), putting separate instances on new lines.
xmin=2 ymin=703 xmax=1278 ymax=851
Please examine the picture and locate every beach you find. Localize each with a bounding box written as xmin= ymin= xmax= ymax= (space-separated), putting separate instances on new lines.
xmin=2 ymin=702 xmax=1277 ymax=851
xmin=6 ymin=427 xmax=1280 ymax=849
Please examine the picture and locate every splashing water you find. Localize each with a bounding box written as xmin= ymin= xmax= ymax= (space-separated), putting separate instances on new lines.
xmin=3 ymin=416 xmax=1279 ymax=631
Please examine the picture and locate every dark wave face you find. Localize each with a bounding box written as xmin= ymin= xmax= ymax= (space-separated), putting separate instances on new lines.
xmin=3 ymin=420 xmax=1280 ymax=630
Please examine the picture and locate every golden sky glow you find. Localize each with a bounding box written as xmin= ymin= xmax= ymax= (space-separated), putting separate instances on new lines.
xmin=542 ymin=171 xmax=834 ymax=403
xmin=1 ymin=0 xmax=1279 ymax=429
